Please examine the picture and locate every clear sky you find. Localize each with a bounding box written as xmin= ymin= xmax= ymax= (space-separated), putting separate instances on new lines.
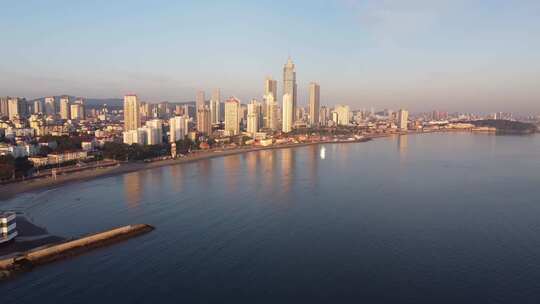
xmin=1 ymin=0 xmax=539 ymax=113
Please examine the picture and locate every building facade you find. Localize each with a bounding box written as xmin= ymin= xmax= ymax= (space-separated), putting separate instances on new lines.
xmin=309 ymin=82 xmax=320 ymax=127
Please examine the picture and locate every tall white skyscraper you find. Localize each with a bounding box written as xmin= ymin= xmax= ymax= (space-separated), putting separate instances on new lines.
xmin=282 ymin=93 xmax=293 ymax=133
xmin=59 ymin=96 xmax=70 ymax=120
xmin=398 ymin=109 xmax=409 ymax=130
xmin=124 ymin=94 xmax=141 ymax=131
xmin=196 ymin=90 xmax=205 ymax=109
xmin=44 ymin=97 xmax=55 ymax=116
xmin=169 ymin=115 xmax=189 ymax=142
xmin=210 ymin=88 xmax=221 ymax=124
xmin=309 ymin=82 xmax=320 ymax=127
xmin=247 ymin=99 xmax=259 ymax=136
xmin=224 ymin=97 xmax=240 ymax=136
xmin=283 ymin=58 xmax=297 ymax=122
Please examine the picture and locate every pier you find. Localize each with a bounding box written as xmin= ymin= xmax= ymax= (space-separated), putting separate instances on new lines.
xmin=0 ymin=224 xmax=154 ymax=280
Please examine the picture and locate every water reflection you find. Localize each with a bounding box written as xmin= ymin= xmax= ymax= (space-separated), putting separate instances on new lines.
xmin=223 ymin=155 xmax=241 ymax=193
xmin=196 ymin=159 xmax=212 ymax=187
xmin=398 ymin=135 xmax=408 ymax=163
xmin=280 ymin=148 xmax=294 ymax=195
xmin=123 ymin=172 xmax=143 ymax=209
xmin=170 ymin=164 xmax=184 ymax=194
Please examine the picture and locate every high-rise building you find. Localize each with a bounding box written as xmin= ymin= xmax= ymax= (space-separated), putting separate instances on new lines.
xmin=169 ymin=115 xmax=189 ymax=142
xmin=59 ymin=96 xmax=70 ymax=120
xmin=196 ymin=90 xmax=205 ymax=109
xmin=123 ymin=129 xmax=147 ymax=145
xmin=333 ymin=105 xmax=350 ymax=126
xmin=398 ymin=109 xmax=409 ymax=130
xmin=264 ymin=93 xmax=278 ymax=130
xmin=210 ymin=88 xmax=221 ymax=124
xmin=8 ymin=97 xmax=24 ymax=120
xmin=265 ymin=76 xmax=278 ymax=102
xmin=224 ymin=97 xmax=240 ymax=136
xmin=33 ymin=100 xmax=43 ymax=114
xmin=146 ymin=119 xmax=163 ymax=145
xmin=283 ymin=58 xmax=297 ymax=122
xmin=70 ymin=103 xmax=84 ymax=120
xmin=282 ymin=93 xmax=293 ymax=133
xmin=247 ymin=100 xmax=259 ymax=136
xmin=0 ymin=97 xmax=8 ymax=118
xmin=124 ymin=94 xmax=141 ymax=131
xmin=309 ymin=82 xmax=320 ymax=127
xmin=44 ymin=97 xmax=55 ymax=116
xmin=197 ymin=106 xmax=212 ymax=135
xmin=319 ymin=106 xmax=329 ymax=127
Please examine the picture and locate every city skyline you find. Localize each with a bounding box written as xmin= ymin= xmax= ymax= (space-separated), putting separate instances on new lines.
xmin=1 ymin=1 xmax=540 ymax=113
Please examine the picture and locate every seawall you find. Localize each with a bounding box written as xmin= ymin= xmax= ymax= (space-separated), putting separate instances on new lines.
xmin=0 ymin=224 xmax=154 ymax=279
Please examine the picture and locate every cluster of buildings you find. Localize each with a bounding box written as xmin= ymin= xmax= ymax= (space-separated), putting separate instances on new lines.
xmin=121 ymin=58 xmax=413 ymax=148
xmin=0 ymin=57 xmax=531 ymax=166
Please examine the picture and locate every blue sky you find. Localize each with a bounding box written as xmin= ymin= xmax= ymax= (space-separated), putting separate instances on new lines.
xmin=1 ymin=0 xmax=539 ymax=113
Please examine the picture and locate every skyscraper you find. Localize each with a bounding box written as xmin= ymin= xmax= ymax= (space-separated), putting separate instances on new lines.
xmin=247 ymin=99 xmax=259 ymax=136
xmin=70 ymin=103 xmax=84 ymax=120
xmin=8 ymin=97 xmax=24 ymax=120
xmin=282 ymin=93 xmax=293 ymax=133
xmin=309 ymin=82 xmax=320 ymax=127
xmin=264 ymin=76 xmax=278 ymax=102
xmin=169 ymin=115 xmax=189 ymax=142
xmin=124 ymin=94 xmax=141 ymax=131
xmin=210 ymin=88 xmax=221 ymax=124
xmin=0 ymin=97 xmax=8 ymax=118
xmin=398 ymin=109 xmax=409 ymax=130
xmin=33 ymin=100 xmax=43 ymax=114
xmin=44 ymin=97 xmax=55 ymax=116
xmin=283 ymin=58 xmax=297 ymax=123
xmin=59 ymin=96 xmax=70 ymax=120
xmin=196 ymin=90 xmax=205 ymax=109
xmin=264 ymin=93 xmax=278 ymax=130
xmin=319 ymin=106 xmax=329 ymax=127
xmin=224 ymin=97 xmax=240 ymax=136
xmin=197 ymin=106 xmax=212 ymax=135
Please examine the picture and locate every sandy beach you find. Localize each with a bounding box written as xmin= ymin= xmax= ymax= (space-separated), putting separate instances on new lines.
xmin=0 ymin=137 xmax=382 ymax=201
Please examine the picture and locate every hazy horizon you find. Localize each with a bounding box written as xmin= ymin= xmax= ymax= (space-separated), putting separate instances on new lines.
xmin=1 ymin=0 xmax=539 ymax=113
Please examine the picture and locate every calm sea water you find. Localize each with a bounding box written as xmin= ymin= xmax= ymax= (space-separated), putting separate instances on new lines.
xmin=2 ymin=133 xmax=540 ymax=303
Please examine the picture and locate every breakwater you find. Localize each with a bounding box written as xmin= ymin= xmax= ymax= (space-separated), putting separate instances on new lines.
xmin=0 ymin=224 xmax=154 ymax=280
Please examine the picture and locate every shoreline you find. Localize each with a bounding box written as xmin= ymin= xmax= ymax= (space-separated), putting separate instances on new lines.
xmin=0 ymin=136 xmax=387 ymax=201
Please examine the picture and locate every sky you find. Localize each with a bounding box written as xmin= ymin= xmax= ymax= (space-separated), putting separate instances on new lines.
xmin=1 ymin=0 xmax=539 ymax=113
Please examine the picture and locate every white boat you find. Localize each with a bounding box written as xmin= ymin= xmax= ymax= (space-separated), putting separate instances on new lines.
xmin=0 ymin=212 xmax=17 ymax=244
